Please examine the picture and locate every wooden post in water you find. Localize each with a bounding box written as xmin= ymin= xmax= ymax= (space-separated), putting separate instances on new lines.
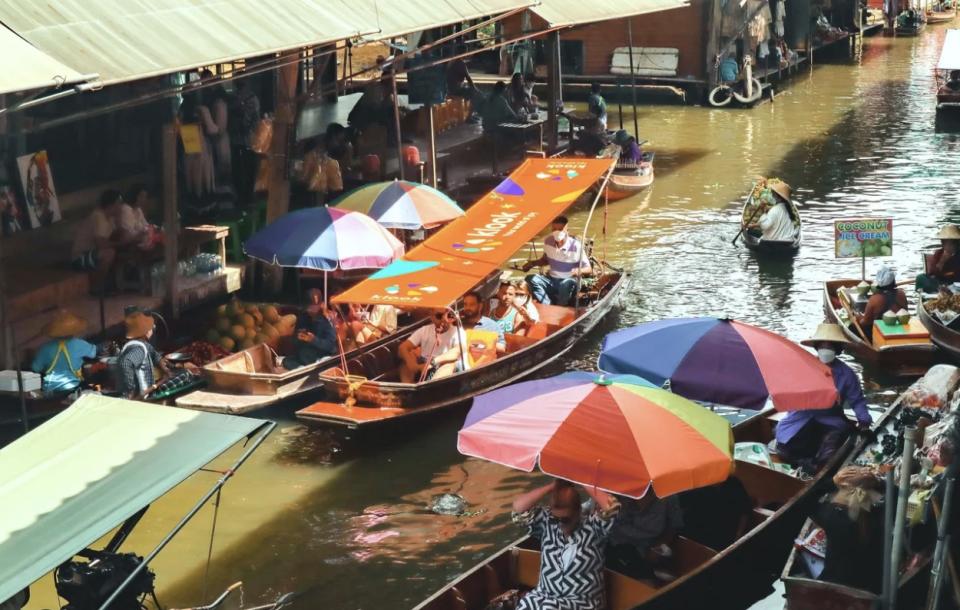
xmin=162 ymin=124 xmax=180 ymax=319
xmin=546 ymin=30 xmax=561 ymax=152
xmin=626 ymin=19 xmax=640 ymax=138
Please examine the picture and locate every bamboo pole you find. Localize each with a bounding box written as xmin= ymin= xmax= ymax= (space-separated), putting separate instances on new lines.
xmin=626 ymin=19 xmax=640 ymax=139
xmin=889 ymin=426 xmax=919 ymax=610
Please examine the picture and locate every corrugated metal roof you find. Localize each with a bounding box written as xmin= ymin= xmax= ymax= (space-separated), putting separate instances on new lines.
xmin=0 ymin=1 xmax=535 ymax=88
xmin=531 ymin=0 xmax=690 ymax=27
xmin=0 ymin=24 xmax=88 ymax=95
xmin=0 ymin=0 xmax=367 ymax=86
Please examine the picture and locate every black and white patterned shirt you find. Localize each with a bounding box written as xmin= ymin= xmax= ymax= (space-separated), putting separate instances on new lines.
xmin=116 ymin=340 xmax=162 ymax=397
xmin=512 ymin=501 xmax=619 ymax=610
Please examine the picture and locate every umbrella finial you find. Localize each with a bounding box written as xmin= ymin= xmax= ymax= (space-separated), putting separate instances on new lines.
xmin=594 ymin=373 xmax=612 ymax=386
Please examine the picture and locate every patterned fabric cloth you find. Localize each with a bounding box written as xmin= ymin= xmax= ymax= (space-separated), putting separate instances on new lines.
xmin=148 ymin=369 xmax=203 ymax=399
xmin=512 ymin=502 xmax=620 ymax=610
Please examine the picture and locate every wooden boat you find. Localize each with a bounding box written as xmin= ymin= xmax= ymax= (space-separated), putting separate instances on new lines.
xmin=606 ymin=153 xmax=655 ymax=202
xmin=926 ymin=9 xmax=956 ymax=23
xmin=822 ymin=279 xmax=936 ymax=376
xmin=297 ymin=270 xmax=627 ymax=428
xmin=895 ymin=14 xmax=925 ymax=35
xmin=176 ymin=331 xmax=401 ymax=414
xmin=937 ymin=29 xmax=960 ymax=111
xmin=415 ymin=409 xmax=862 ymax=610
xmin=780 ymin=370 xmax=954 ymax=610
xmin=741 ymin=196 xmax=802 ymax=255
xmin=918 ymin=299 xmax=960 ymax=361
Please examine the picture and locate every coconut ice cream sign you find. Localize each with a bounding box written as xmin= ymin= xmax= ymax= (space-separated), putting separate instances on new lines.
xmin=834 ymin=218 xmax=893 ymax=259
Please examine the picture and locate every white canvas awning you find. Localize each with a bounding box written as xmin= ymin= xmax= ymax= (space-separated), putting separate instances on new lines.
xmin=531 ymin=0 xmax=690 ymax=27
xmin=0 ymin=395 xmax=269 ymax=603
xmin=938 ymin=29 xmax=960 ymax=71
xmin=351 ymin=0 xmax=536 ymax=39
xmin=0 ymin=24 xmax=90 ymax=95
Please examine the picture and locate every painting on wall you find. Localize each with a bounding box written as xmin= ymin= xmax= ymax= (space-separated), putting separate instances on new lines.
xmin=0 ymin=184 xmax=27 ymax=236
xmin=16 ymin=150 xmax=61 ymax=228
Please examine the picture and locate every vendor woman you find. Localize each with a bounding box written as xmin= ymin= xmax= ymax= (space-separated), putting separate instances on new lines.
xmin=749 ymin=181 xmax=797 ymax=242
xmin=117 ymin=310 xmax=168 ymax=398
xmin=916 ymin=224 xmax=960 ymax=293
xmin=857 ymin=266 xmax=907 ymax=336
xmin=774 ymin=324 xmax=872 ymax=474
xmin=31 ymin=309 xmax=95 ymax=394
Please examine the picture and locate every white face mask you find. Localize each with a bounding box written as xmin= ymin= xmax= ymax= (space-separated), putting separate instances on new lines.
xmin=817 ymin=348 xmax=836 ymax=364
xmin=552 ymin=230 xmax=567 ymax=243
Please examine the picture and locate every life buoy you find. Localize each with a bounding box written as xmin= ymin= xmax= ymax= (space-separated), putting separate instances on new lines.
xmin=732 ymin=79 xmax=764 ymax=104
xmin=708 ymin=85 xmax=734 ymax=107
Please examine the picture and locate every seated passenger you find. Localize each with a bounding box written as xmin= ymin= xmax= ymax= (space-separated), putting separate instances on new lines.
xmin=71 ymin=189 xmax=123 ymax=295
xmin=347 ymin=303 xmax=398 ymax=346
xmin=489 ymin=282 xmax=535 ymax=336
xmin=31 ymin=309 xmax=96 ymax=395
xmin=481 ymin=81 xmax=520 ymax=136
xmin=857 ymin=266 xmax=907 ymax=336
xmin=613 ymin=129 xmax=643 ymax=165
xmin=398 ymin=309 xmax=468 ymax=383
xmin=947 ymin=69 xmax=960 ymax=92
xmin=512 ymin=480 xmax=619 ymax=610
xmin=458 ymin=291 xmax=506 ymax=356
xmin=916 ymin=224 xmax=960 ymax=293
xmin=775 ymin=324 xmax=872 ymax=474
xmin=281 ymin=289 xmax=338 ymax=369
xmin=523 ymin=215 xmax=592 ymax=306
xmin=606 ymin=493 xmax=683 ymax=581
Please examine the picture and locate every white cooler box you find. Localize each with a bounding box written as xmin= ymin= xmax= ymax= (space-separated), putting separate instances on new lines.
xmin=0 ymin=370 xmax=42 ymax=392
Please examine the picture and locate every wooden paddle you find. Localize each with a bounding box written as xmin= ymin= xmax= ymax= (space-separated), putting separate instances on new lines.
xmin=837 ymin=288 xmax=871 ymax=344
xmin=732 ymin=199 xmax=764 ymax=246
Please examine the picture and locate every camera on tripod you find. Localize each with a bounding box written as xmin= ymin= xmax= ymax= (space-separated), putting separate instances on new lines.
xmin=55 ymin=549 xmax=156 ymax=610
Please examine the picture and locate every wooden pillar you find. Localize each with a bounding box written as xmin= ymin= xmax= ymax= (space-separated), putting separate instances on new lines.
xmin=626 ymin=18 xmax=640 ymax=138
xmin=162 ymin=124 xmax=180 ymax=319
xmin=546 ymin=30 xmax=561 ymax=152
xmin=704 ymin=0 xmax=723 ymax=92
xmin=427 ymin=104 xmax=438 ymax=187
xmin=265 ymin=55 xmax=300 ymax=293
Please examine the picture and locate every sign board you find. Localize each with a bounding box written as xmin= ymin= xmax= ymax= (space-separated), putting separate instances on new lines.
xmin=834 ymin=218 xmax=893 ymax=259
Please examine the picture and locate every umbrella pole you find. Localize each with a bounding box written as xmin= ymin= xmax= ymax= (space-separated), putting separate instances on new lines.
xmin=574 ymin=162 xmax=617 ymax=312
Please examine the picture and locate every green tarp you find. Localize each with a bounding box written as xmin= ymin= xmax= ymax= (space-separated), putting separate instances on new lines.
xmin=0 ymin=395 xmax=267 ymax=603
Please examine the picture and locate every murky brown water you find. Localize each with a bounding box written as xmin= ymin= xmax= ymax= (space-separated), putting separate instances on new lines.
xmin=27 ymin=27 xmax=960 ymax=610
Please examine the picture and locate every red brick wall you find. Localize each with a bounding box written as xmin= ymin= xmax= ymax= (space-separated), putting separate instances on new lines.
xmin=503 ymin=2 xmax=708 ymax=80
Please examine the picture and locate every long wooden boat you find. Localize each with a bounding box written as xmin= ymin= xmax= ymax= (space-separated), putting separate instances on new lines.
xmin=176 ymin=329 xmax=405 ymax=414
xmin=741 ymin=196 xmax=802 ymax=255
xmin=927 ymin=9 xmax=956 ymax=23
xmin=415 ymin=409 xmax=864 ymax=610
xmin=606 ymin=154 xmax=655 ymax=202
xmin=780 ymin=370 xmax=956 ymax=609
xmin=918 ymin=299 xmax=960 ymax=361
xmin=296 ymin=271 xmax=628 ymax=428
xmin=822 ymin=279 xmax=937 ymax=376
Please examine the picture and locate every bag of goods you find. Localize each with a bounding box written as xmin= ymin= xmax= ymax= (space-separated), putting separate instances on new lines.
xmin=901 ymin=364 xmax=960 ymax=410
xmin=734 ymin=442 xmax=773 ymax=468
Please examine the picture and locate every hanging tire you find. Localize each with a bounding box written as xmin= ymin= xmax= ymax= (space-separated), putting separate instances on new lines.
xmin=708 ymin=85 xmax=734 ymax=107
xmin=732 ymin=79 xmax=764 ymax=104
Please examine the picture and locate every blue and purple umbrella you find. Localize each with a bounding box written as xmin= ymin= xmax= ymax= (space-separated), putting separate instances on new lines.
xmin=598 ymin=317 xmax=837 ymax=411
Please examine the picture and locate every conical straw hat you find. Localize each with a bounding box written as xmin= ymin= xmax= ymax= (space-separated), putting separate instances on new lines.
xmin=937 ymin=224 xmax=960 ymax=240
xmin=41 ymin=309 xmax=87 ymax=338
xmin=769 ymin=180 xmax=792 ymax=202
xmin=801 ymin=323 xmax=850 ymax=347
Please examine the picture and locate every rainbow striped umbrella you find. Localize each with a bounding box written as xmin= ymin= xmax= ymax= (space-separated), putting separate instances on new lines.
xmin=458 ymin=372 xmax=733 ymax=499
xmin=243 ymin=207 xmax=403 ymax=270
xmin=332 ymin=180 xmax=464 ymax=230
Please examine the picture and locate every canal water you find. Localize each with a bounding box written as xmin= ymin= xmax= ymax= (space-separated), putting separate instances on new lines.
xmin=28 ymin=27 xmax=960 ymax=610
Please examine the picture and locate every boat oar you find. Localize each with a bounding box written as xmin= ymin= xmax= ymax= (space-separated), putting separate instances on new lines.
xmin=837 ymin=289 xmax=871 ymax=344
xmin=733 ymin=199 xmax=764 ymax=246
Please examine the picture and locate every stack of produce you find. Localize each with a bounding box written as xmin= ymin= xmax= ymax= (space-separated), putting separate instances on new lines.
xmin=204 ymin=301 xmax=297 ymax=353
xmin=177 ymin=341 xmax=231 ymax=366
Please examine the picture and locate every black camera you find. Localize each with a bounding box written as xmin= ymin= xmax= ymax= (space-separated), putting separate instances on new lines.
xmin=55 ymin=550 xmax=155 ymax=610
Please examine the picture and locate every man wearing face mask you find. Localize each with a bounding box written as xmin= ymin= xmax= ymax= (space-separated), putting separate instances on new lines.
xmin=774 ymin=323 xmax=872 ymax=474
xmin=522 ymin=216 xmax=592 ymax=306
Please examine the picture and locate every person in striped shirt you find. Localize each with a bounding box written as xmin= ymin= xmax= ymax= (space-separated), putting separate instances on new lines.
xmin=522 ymin=216 xmax=592 ymax=306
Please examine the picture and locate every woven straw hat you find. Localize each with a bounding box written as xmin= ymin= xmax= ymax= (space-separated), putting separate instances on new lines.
xmin=124 ymin=311 xmax=155 ymax=339
xmin=768 ymin=180 xmax=792 ymax=202
xmin=42 ymin=309 xmax=87 ymax=338
xmin=801 ymin=323 xmax=850 ymax=347
xmin=937 ymin=224 xmax=960 ymax=240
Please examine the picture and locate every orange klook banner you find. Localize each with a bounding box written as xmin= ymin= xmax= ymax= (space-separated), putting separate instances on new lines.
xmin=332 ymin=157 xmax=615 ymax=308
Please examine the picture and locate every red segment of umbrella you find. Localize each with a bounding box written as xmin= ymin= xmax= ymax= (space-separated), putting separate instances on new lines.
xmin=458 ymin=374 xmax=734 ymax=498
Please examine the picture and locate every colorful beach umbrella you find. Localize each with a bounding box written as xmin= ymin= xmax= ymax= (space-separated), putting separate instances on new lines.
xmin=244 ymin=207 xmax=403 ymax=270
xmin=458 ymin=372 xmax=734 ymax=499
xmin=598 ymin=318 xmax=838 ymax=411
xmin=332 ymin=180 xmax=464 ymax=230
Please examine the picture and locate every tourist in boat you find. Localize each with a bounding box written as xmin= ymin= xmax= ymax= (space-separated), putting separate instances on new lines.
xmin=523 ymin=215 xmax=592 ymax=306
xmin=346 ymin=303 xmax=398 ymax=346
xmin=747 ymin=181 xmax=797 ymax=242
xmin=613 ymin=130 xmax=643 ymax=165
xmin=398 ymin=309 xmax=468 ymax=382
xmin=454 ymin=291 xmax=506 ymax=367
xmin=587 ymin=82 xmax=608 ymax=129
xmin=916 ymin=224 xmax=960 ymax=293
xmin=606 ymin=493 xmax=683 ymax=581
xmin=116 ymin=310 xmax=169 ymax=398
xmin=489 ymin=282 xmax=535 ymax=336
xmin=810 ymin=466 xmax=884 ymax=592
xmin=507 ymin=73 xmax=538 ymax=116
xmin=774 ymin=324 xmax=872 ymax=474
xmin=71 ymin=189 xmax=123 ymax=295
xmin=30 ymin=309 xmax=96 ymax=395
xmin=281 ymin=289 xmax=338 ymax=369
xmin=512 ymin=480 xmax=619 ymax=610
xmin=856 ymin=266 xmax=907 ymax=336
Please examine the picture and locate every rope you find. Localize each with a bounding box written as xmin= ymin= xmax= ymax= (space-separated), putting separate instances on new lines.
xmin=201 ymin=488 xmax=223 ymax=604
